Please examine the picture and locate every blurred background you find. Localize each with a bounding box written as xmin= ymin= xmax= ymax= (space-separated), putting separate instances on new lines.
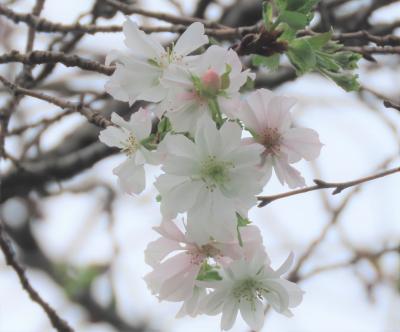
xmin=0 ymin=0 xmax=400 ymax=331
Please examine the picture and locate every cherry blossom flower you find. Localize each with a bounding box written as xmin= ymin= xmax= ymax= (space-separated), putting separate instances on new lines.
xmin=233 ymin=88 xmax=323 ymax=188
xmin=98 ymin=108 xmax=157 ymax=194
xmin=144 ymin=219 xmax=265 ymax=317
xmin=155 ymin=45 xmax=255 ymax=133
xmin=154 ymin=116 xmax=265 ymax=244
xmin=105 ymin=19 xmax=208 ymax=105
xmin=199 ymin=250 xmax=304 ymax=331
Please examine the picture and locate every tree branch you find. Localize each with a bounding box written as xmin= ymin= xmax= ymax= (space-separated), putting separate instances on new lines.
xmin=0 ymin=221 xmax=74 ymax=332
xmin=257 ymin=165 xmax=400 ymax=207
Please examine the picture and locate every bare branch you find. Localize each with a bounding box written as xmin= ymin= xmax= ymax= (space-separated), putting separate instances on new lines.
xmin=0 ymin=50 xmax=114 ymax=75
xmin=258 ymin=165 xmax=400 ymax=207
xmin=0 ymin=75 xmax=111 ymax=128
xmin=0 ymin=222 xmax=74 ymax=332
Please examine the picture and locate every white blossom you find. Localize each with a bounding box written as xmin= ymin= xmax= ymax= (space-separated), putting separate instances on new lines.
xmin=98 ymin=108 xmax=156 ymax=194
xmin=156 ymin=45 xmax=255 ymax=134
xmin=105 ymin=19 xmax=208 ymax=105
xmin=199 ymin=250 xmax=304 ymax=331
xmin=232 ymin=88 xmax=323 ymax=188
xmin=154 ymin=116 xmax=265 ymax=244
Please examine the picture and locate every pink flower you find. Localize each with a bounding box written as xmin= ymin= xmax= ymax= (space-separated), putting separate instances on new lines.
xmin=235 ymin=89 xmax=323 ymax=188
xmin=144 ymin=219 xmax=265 ymax=316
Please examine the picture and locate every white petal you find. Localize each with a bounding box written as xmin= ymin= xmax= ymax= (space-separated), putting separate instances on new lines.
xmin=239 ymin=298 xmax=265 ymax=331
xmin=219 ymin=121 xmax=242 ymax=155
xmin=275 ymin=252 xmax=294 ymax=276
xmin=195 ymin=115 xmax=221 ymax=157
xmin=111 ymin=112 xmax=130 ymax=130
xmin=201 ymin=290 xmax=227 ymax=315
xmin=163 ymin=133 xmax=198 ymax=160
xmin=128 ymin=108 xmax=153 ymax=140
xmin=123 ymin=18 xmax=164 ymax=60
xmin=98 ymin=126 xmax=127 ymax=148
xmin=113 ymin=159 xmax=146 ymax=194
xmin=221 ymin=296 xmax=239 ymax=330
xmin=174 ymin=22 xmax=208 ymax=56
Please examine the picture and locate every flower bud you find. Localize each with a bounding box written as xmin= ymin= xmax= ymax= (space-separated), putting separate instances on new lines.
xmin=201 ymin=69 xmax=221 ymax=94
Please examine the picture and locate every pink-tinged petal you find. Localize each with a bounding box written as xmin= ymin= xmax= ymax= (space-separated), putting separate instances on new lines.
xmin=218 ymin=95 xmax=242 ymax=120
xmin=221 ymin=296 xmax=239 ymax=330
xmin=153 ymin=219 xmax=186 ymax=243
xmin=266 ymin=95 xmax=296 ymax=131
xmin=282 ymin=127 xmax=323 ymax=163
xmin=98 ymin=126 xmax=127 ymax=149
xmin=272 ymin=155 xmax=306 ymax=189
xmin=174 ymin=22 xmax=208 ymax=56
xmin=159 ymin=265 xmax=200 ymax=301
xmin=144 ymin=251 xmax=191 ymax=294
xmin=123 ymin=18 xmax=164 ymax=60
xmin=239 ymin=297 xmax=265 ymax=331
xmin=144 ymin=237 xmax=181 ymax=267
xmin=113 ymin=159 xmax=146 ymax=194
xmin=246 ymin=89 xmax=275 ymax=127
xmin=128 ymin=108 xmax=153 ymax=140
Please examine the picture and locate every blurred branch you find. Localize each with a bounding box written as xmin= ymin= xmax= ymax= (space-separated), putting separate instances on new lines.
xmin=0 ymin=50 xmax=114 ymax=75
xmin=258 ymin=165 xmax=400 ymax=207
xmin=0 ymin=75 xmax=111 ymax=128
xmin=0 ymin=221 xmax=74 ymax=332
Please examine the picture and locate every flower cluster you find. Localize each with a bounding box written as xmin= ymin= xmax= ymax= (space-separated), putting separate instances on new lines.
xmin=99 ymin=19 xmax=323 ymax=331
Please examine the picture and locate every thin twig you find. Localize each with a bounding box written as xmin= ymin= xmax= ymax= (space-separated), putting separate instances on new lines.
xmin=257 ymin=165 xmax=400 ymax=207
xmin=0 ymin=75 xmax=112 ymax=128
xmin=0 ymin=222 xmax=74 ymax=332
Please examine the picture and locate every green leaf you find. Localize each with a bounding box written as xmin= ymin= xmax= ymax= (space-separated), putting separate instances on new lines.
xmin=196 ymin=262 xmax=222 ymax=281
xmin=156 ymin=194 xmax=162 ymax=202
xmin=236 ymin=213 xmax=251 ymax=247
xmin=252 ymin=54 xmax=280 ymax=70
xmin=220 ymin=64 xmax=232 ymax=90
xmin=262 ymin=2 xmax=274 ymax=30
xmin=304 ymin=32 xmax=332 ymax=50
xmin=277 ymin=10 xmax=309 ymax=30
xmin=287 ymin=38 xmax=316 ymax=74
xmin=319 ymin=68 xmax=360 ymax=91
xmin=280 ymin=0 xmax=320 ymax=13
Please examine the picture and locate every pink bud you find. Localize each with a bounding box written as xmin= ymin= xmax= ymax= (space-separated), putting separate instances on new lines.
xmin=201 ymin=69 xmax=221 ymax=94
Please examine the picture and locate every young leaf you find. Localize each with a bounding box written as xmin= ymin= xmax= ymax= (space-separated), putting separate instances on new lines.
xmin=252 ymin=54 xmax=280 ymax=70
xmin=287 ymin=38 xmax=316 ymax=74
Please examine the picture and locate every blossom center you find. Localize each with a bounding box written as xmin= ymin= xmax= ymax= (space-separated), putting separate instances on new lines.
xmin=121 ymin=133 xmax=140 ymax=157
xmin=260 ymin=128 xmax=282 ymax=156
xmin=200 ymin=156 xmax=231 ymax=190
xmin=232 ymin=278 xmax=266 ymax=308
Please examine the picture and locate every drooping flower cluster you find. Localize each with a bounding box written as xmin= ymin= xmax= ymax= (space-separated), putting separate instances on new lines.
xmin=99 ymin=19 xmax=323 ymax=331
